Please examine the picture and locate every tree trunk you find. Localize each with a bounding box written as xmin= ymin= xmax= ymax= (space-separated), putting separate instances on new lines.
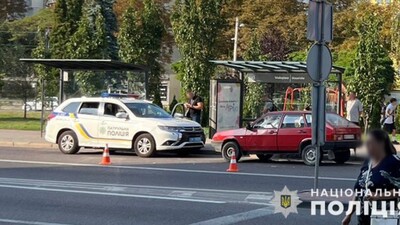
xmin=23 ymin=95 xmax=27 ymax=119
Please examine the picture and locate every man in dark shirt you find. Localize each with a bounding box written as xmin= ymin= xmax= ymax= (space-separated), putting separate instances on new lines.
xmin=184 ymin=90 xmax=204 ymax=123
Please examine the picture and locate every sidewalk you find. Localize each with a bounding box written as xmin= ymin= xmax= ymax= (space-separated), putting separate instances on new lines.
xmin=0 ymin=129 xmax=56 ymax=148
xmin=0 ymin=129 xmax=215 ymax=150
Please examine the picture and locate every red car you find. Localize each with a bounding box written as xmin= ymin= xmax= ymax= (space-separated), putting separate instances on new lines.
xmin=211 ymin=111 xmax=362 ymax=166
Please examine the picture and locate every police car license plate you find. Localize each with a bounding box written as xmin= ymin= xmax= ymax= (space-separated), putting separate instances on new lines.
xmin=189 ymin=137 xmax=202 ymax=142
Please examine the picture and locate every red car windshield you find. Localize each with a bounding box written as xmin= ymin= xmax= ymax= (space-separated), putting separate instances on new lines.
xmin=305 ymin=113 xmax=358 ymax=127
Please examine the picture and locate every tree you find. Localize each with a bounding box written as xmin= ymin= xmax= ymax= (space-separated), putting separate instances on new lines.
xmin=171 ymin=0 xmax=225 ymax=125
xmin=391 ymin=6 xmax=400 ymax=74
xmin=220 ymin=0 xmax=307 ymax=60
xmin=0 ymin=46 xmax=34 ymax=119
xmin=242 ymin=32 xmax=265 ymax=118
xmin=50 ymin=0 xmax=84 ymax=59
xmin=348 ymin=13 xmax=395 ymax=130
xmin=260 ymin=28 xmax=289 ymax=61
xmin=65 ymin=0 xmax=119 ymax=95
xmin=0 ymin=0 xmax=26 ymax=21
xmin=32 ymin=29 xmax=58 ymax=97
xmin=118 ymin=0 xmax=166 ymax=100
xmin=171 ymin=0 xmax=224 ymax=98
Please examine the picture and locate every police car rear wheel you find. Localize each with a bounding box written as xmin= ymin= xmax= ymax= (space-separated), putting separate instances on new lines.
xmin=134 ymin=134 xmax=156 ymax=157
xmin=58 ymin=131 xmax=80 ymax=154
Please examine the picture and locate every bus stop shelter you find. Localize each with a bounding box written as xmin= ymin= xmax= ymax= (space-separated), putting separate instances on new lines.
xmin=209 ymin=60 xmax=345 ymax=136
xmin=20 ymin=58 xmax=149 ymax=103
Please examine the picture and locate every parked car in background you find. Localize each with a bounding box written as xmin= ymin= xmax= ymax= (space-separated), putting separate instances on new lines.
xmin=211 ymin=111 xmax=362 ymax=166
xmin=22 ymin=97 xmax=58 ymax=111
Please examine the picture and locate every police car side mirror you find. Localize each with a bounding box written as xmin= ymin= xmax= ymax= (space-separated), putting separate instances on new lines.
xmin=116 ymin=112 xmax=129 ymax=120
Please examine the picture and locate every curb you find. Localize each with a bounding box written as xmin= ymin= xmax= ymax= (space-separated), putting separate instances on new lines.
xmin=0 ymin=141 xmax=56 ymax=149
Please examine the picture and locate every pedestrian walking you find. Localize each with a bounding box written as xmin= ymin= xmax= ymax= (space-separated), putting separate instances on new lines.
xmin=346 ymin=92 xmax=363 ymax=126
xmin=342 ymin=129 xmax=400 ymax=225
xmin=383 ymin=98 xmax=398 ymax=144
xmin=184 ymin=90 xmax=204 ymax=124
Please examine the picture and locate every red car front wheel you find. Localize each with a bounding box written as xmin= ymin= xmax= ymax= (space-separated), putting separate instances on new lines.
xmin=222 ymin=141 xmax=242 ymax=162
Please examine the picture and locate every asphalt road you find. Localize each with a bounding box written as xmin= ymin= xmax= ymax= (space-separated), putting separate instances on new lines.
xmin=0 ymin=147 xmax=364 ymax=225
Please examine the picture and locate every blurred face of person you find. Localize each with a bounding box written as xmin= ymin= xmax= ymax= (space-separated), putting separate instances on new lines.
xmin=393 ymin=100 xmax=398 ymax=106
xmin=365 ymin=134 xmax=386 ymax=160
xmin=186 ymin=91 xmax=194 ymax=99
xmin=349 ymin=93 xmax=356 ymax=100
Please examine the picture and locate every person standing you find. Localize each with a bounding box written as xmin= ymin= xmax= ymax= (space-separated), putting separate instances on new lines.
xmin=342 ymin=129 xmax=400 ymax=225
xmin=383 ymin=98 xmax=398 ymax=144
xmin=184 ymin=90 xmax=204 ymax=124
xmin=346 ymin=92 xmax=363 ymax=126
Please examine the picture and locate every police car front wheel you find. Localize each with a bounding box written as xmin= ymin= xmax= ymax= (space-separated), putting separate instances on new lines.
xmin=134 ymin=133 xmax=156 ymax=157
xmin=57 ymin=131 xmax=80 ymax=154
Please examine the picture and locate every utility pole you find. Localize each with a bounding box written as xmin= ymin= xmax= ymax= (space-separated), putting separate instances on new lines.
xmin=233 ymin=17 xmax=239 ymax=61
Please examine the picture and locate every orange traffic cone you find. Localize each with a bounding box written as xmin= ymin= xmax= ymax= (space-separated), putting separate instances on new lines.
xmin=226 ymin=151 xmax=239 ymax=172
xmin=99 ymin=144 xmax=111 ymax=165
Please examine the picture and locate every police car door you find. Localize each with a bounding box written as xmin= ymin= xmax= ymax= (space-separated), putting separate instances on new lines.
xmin=75 ymin=101 xmax=100 ymax=146
xmin=98 ymin=102 xmax=132 ymax=148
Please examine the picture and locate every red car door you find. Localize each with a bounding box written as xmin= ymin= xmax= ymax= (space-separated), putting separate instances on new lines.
xmin=277 ymin=113 xmax=310 ymax=151
xmin=246 ymin=114 xmax=282 ymax=151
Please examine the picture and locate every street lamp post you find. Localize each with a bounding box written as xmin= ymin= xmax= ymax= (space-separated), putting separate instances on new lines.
xmin=232 ymin=17 xmax=245 ymax=61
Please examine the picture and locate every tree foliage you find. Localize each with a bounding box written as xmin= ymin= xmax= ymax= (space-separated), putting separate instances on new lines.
xmin=349 ymin=12 xmax=395 ymax=130
xmin=171 ymin=0 xmax=224 ymax=98
xmin=242 ymin=32 xmax=265 ymax=118
xmin=260 ymin=28 xmax=289 ymax=61
xmin=0 ymin=45 xmax=34 ymax=118
xmin=391 ymin=3 xmax=400 ymax=71
xmin=50 ymin=0 xmax=84 ymax=58
xmin=65 ymin=0 xmax=119 ymax=95
xmin=118 ymin=0 xmax=166 ymax=100
xmin=219 ymin=0 xmax=307 ymax=60
xmin=0 ymin=0 xmax=26 ymax=21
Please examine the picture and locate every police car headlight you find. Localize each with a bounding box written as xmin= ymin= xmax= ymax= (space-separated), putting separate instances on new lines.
xmin=158 ymin=126 xmax=182 ymax=132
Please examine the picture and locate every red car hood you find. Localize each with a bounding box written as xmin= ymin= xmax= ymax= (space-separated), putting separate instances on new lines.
xmin=212 ymin=128 xmax=246 ymax=142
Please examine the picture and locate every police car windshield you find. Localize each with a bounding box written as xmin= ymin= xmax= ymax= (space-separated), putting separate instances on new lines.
xmin=125 ymin=103 xmax=172 ymax=118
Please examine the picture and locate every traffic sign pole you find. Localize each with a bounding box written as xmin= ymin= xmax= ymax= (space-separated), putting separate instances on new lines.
xmin=306 ymin=0 xmax=333 ymax=190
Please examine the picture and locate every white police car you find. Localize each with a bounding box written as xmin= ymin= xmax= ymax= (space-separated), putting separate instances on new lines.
xmin=45 ymin=97 xmax=205 ymax=157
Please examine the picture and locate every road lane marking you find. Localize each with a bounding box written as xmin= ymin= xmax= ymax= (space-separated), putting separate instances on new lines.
xmin=0 ymin=184 xmax=226 ymax=204
xmin=0 ymin=177 xmax=273 ymax=195
xmin=169 ymin=191 xmax=196 ymax=198
xmin=0 ymin=159 xmax=356 ymax=181
xmin=0 ymin=177 xmax=273 ymax=206
xmin=189 ymin=207 xmax=274 ymax=225
xmin=0 ymin=219 xmax=72 ymax=225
